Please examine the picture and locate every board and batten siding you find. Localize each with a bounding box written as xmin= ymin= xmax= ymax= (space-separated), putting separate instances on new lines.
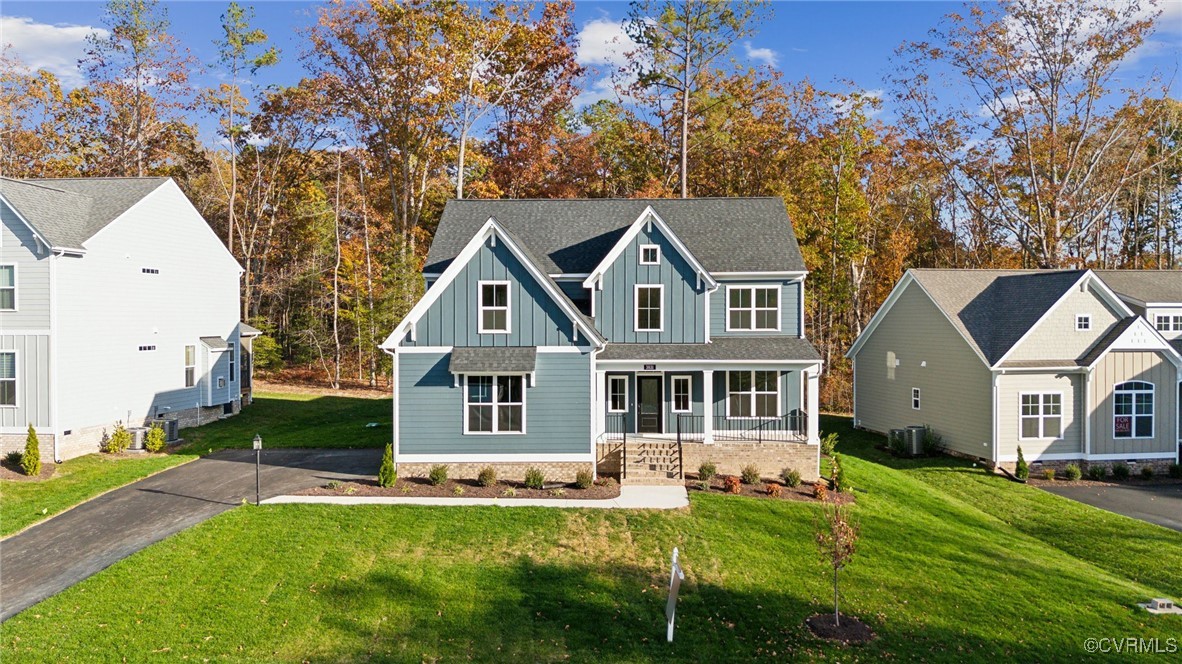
xmin=710 ymin=280 xmax=802 ymax=338
xmin=592 ymin=224 xmax=706 ymax=343
xmin=1 ymin=202 xmax=51 ymax=330
xmin=709 ymin=370 xmax=801 ymax=419
xmin=398 ymin=351 xmax=590 ymax=455
xmin=1088 ymin=350 xmax=1178 ymax=456
xmin=851 ymin=283 xmax=994 ymax=458
xmin=0 ymin=334 xmax=51 ymax=431
xmin=995 ymin=372 xmax=1083 ymax=459
xmin=405 ymin=238 xmax=584 ymax=348
xmin=1006 ymin=283 xmax=1124 ymax=362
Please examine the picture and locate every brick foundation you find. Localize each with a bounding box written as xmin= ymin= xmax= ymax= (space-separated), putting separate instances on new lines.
xmin=396 ymin=461 xmax=594 ymax=483
xmin=680 ymin=441 xmax=820 ymax=482
xmin=0 ymin=433 xmax=55 ymax=464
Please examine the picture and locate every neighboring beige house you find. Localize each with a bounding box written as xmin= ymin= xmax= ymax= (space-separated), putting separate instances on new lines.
xmin=847 ymin=269 xmax=1182 ymax=471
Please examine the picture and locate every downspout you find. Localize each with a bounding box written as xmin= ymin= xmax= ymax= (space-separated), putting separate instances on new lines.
xmin=49 ymin=249 xmax=63 ymax=462
xmin=990 ymin=370 xmax=999 ymax=467
xmin=1082 ymin=368 xmax=1091 ymax=460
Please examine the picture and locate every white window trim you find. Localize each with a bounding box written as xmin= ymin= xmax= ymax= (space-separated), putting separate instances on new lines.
xmin=1175 ymin=315 xmax=1182 ymax=332
xmin=1156 ymin=315 xmax=1169 ymax=331
xmin=229 ymin=342 xmax=237 ymax=382
xmin=726 ymin=370 xmax=780 ymax=419
xmin=184 ymin=345 xmax=197 ymax=388
xmin=0 ymin=350 xmax=17 ymax=408
xmin=639 ymin=244 xmax=661 ymax=265
xmin=463 ymin=374 xmax=527 ymax=435
xmin=912 ymin=387 xmax=921 ymax=410
xmin=1075 ymin=314 xmax=1090 ymax=331
xmin=671 ymin=375 xmax=692 ymax=413
xmin=477 ymin=280 xmax=512 ymax=334
xmin=1113 ymin=381 xmax=1154 ymax=440
xmin=725 ymin=285 xmax=781 ymax=332
xmin=0 ymin=264 xmax=16 ymax=312
xmin=1018 ymin=392 xmax=1063 ymax=440
xmin=607 ymin=375 xmax=628 ymax=413
xmin=634 ymin=284 xmax=664 ymax=333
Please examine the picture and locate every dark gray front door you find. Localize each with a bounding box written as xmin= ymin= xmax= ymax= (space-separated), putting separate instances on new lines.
xmin=637 ymin=376 xmax=662 ymax=434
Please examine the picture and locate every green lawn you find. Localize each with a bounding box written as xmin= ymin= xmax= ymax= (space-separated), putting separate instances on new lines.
xmin=0 ymin=391 xmax=389 ymax=536
xmin=2 ymin=415 xmax=1179 ymax=662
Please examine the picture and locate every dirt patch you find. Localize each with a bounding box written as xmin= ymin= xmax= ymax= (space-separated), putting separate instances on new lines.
xmin=295 ymin=476 xmax=622 ymax=500
xmin=805 ymin=613 xmax=876 ymax=644
xmin=684 ymin=474 xmax=854 ymax=504
xmin=0 ymin=460 xmax=57 ymax=481
xmin=255 ymin=372 xmax=388 ymax=399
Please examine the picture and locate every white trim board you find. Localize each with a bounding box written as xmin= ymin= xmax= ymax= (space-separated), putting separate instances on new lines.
xmin=395 ymin=453 xmax=595 ymax=463
xmin=996 ymin=452 xmax=1177 ymax=462
xmin=582 ymin=206 xmax=717 ymax=290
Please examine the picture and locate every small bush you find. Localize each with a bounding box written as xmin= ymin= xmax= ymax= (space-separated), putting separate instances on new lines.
xmin=888 ymin=430 xmax=906 ymax=456
xmin=1015 ymin=446 xmax=1030 ymax=480
xmin=378 ymin=445 xmax=397 ymax=487
xmin=574 ymin=469 xmax=593 ymax=489
xmin=1064 ymin=463 xmax=1082 ymax=481
xmin=921 ymin=427 xmax=944 ymax=456
xmin=1112 ymin=462 xmax=1131 ymax=480
xmin=501 ymin=486 xmax=517 ymax=497
xmin=696 ymin=480 xmax=710 ymax=491
xmin=830 ymin=454 xmax=851 ymax=493
xmin=820 ymin=432 xmax=838 ymax=457
xmin=326 ymin=480 xmax=343 ymax=490
xmin=550 ymin=488 xmax=566 ymax=497
xmin=698 ymin=461 xmax=718 ymax=481
xmin=21 ymin=424 xmax=41 ymax=476
xmin=812 ymin=482 xmax=828 ymax=501
xmin=343 ymin=486 xmax=357 ymax=495
xmin=452 ymin=485 xmax=465 ymax=496
xmin=723 ymin=475 xmax=742 ymax=494
xmin=1042 ymin=468 xmax=1056 ymax=481
xmin=477 ymin=466 xmax=498 ymax=488
xmin=101 ymin=423 xmax=131 ymax=454
xmin=428 ymin=464 xmax=448 ymax=486
xmin=524 ymin=467 xmax=545 ymax=490
xmin=3 ymin=450 xmax=22 ymax=468
xmin=1169 ymin=463 xmax=1182 ymax=479
xmin=144 ymin=423 xmax=167 ymax=453
xmin=780 ymin=468 xmax=802 ymax=488
xmin=1140 ymin=465 xmax=1154 ymax=480
xmin=1087 ymin=465 xmax=1107 ymax=481
xmin=98 ymin=429 xmax=112 ymax=453
xmin=766 ymin=483 xmax=783 ymax=498
xmin=740 ymin=464 xmax=760 ymax=485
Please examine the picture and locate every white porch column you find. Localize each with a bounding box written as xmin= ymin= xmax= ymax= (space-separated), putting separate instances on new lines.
xmin=594 ymin=369 xmax=607 ymax=441
xmin=703 ymin=370 xmax=714 ymax=444
xmin=806 ymin=367 xmax=820 ymax=445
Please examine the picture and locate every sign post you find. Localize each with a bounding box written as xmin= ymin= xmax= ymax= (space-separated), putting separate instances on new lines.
xmin=253 ymin=434 xmax=263 ymax=505
xmin=666 ymin=547 xmax=685 ymax=642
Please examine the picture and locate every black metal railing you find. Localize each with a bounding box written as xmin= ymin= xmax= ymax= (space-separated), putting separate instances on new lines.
xmin=605 ymin=413 xmax=627 ymax=480
xmin=676 ymin=412 xmax=807 ymax=444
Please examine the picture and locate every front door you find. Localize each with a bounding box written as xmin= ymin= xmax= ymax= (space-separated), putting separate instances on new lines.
xmin=637 ymin=376 xmax=663 ymax=434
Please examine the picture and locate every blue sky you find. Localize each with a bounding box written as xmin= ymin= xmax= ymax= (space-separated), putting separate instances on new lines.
xmin=3 ymin=0 xmax=1180 ymax=143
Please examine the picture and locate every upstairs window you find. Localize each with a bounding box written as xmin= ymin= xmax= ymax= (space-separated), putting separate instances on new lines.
xmin=1020 ymin=393 xmax=1061 ymax=439
xmin=184 ymin=345 xmax=196 ymax=387
xmin=1075 ymin=314 xmax=1090 ymax=331
xmin=639 ymin=244 xmax=661 ymax=265
xmin=0 ymin=351 xmax=15 ymax=406
xmin=728 ymin=370 xmax=778 ymax=418
xmin=635 ymin=285 xmax=663 ymax=332
xmin=478 ymin=281 xmax=510 ymax=334
xmin=1114 ymin=381 xmax=1153 ymax=439
xmin=727 ymin=286 xmax=779 ymax=331
xmin=466 ymin=375 xmax=524 ymax=433
xmin=0 ymin=265 xmax=14 ymax=310
xmin=1157 ymin=315 xmax=1182 ymax=332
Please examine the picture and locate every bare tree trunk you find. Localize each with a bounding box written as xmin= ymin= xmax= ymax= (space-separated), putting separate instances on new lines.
xmin=331 ymin=150 xmax=343 ymax=390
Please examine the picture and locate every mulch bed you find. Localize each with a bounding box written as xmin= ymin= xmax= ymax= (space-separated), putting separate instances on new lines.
xmin=805 ymin=613 xmax=876 ymax=644
xmin=296 ymin=476 xmax=622 ymax=500
xmin=684 ymin=474 xmax=855 ymax=504
xmin=0 ymin=460 xmax=56 ymax=481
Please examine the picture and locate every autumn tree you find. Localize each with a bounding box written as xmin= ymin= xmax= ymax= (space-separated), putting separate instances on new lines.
xmin=815 ymin=503 xmax=859 ymax=627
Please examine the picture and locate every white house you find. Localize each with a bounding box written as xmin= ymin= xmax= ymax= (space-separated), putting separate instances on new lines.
xmin=0 ymin=176 xmax=253 ymax=462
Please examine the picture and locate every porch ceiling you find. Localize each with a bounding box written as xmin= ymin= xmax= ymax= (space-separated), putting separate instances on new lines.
xmin=598 ymin=337 xmax=821 ymax=362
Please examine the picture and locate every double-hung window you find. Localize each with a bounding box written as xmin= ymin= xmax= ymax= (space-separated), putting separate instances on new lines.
xmin=466 ymin=375 xmax=524 ymax=433
xmin=1019 ymin=393 xmax=1062 ymax=439
xmin=727 ymin=286 xmax=779 ymax=331
xmin=671 ymin=376 xmax=691 ymax=413
xmin=635 ymin=285 xmax=663 ymax=332
xmin=639 ymin=244 xmax=661 ymax=265
xmin=1156 ymin=315 xmax=1182 ymax=332
xmin=0 ymin=351 xmax=15 ymax=406
xmin=184 ymin=345 xmax=196 ymax=388
xmin=478 ymin=281 xmax=510 ymax=333
xmin=912 ymin=388 xmax=921 ymax=410
xmin=0 ymin=265 xmax=14 ymax=310
xmin=607 ymin=376 xmax=628 ymax=412
xmin=1114 ymin=381 xmax=1153 ymax=439
xmin=228 ymin=342 xmax=237 ymax=382
xmin=728 ymin=370 xmax=778 ymax=418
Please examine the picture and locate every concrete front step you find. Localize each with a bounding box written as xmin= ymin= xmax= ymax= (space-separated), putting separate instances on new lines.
xmin=621 ymin=476 xmax=685 ymax=486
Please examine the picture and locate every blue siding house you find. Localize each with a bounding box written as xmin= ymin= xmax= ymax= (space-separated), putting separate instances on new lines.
xmin=381 ymin=199 xmax=823 ymax=482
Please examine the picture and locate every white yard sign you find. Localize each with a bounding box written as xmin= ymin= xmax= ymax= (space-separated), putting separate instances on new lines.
xmin=666 ymin=547 xmax=685 ymax=642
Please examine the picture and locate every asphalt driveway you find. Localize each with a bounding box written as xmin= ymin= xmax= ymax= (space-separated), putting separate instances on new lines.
xmin=0 ymin=448 xmax=381 ymax=622
xmin=1042 ymin=482 xmax=1182 ymax=532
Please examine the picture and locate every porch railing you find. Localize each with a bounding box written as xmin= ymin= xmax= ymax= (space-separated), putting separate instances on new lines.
xmin=676 ymin=412 xmax=807 ymax=444
xmin=605 ymin=412 xmax=627 ymax=480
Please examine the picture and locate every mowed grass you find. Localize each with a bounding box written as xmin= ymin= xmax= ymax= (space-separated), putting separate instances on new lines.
xmin=3 ymin=417 xmax=1180 ymax=661
xmin=0 ymin=391 xmax=388 ymax=536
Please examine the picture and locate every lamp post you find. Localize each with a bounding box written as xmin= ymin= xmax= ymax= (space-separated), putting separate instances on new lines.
xmin=253 ymin=434 xmax=263 ymax=505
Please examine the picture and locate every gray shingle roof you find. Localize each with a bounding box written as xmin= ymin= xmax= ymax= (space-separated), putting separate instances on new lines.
xmin=425 ymin=198 xmax=805 ymax=275
xmin=1076 ymin=317 xmax=1139 ymax=367
xmin=239 ymin=322 xmax=264 ymax=337
xmin=448 ymin=346 xmax=537 ymax=373
xmin=0 ymin=177 xmax=168 ymax=250
xmin=1095 ymin=270 xmax=1182 ymax=305
xmin=200 ymin=336 xmax=229 ymax=351
xmin=598 ymin=337 xmax=821 ymax=362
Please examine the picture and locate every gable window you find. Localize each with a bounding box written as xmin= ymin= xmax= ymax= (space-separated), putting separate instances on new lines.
xmin=466 ymin=375 xmax=524 ymax=433
xmin=1019 ymin=393 xmax=1061 ymax=439
xmin=478 ymin=281 xmax=510 ymax=334
xmin=607 ymin=376 xmax=628 ymax=412
xmin=912 ymin=387 xmax=921 ymax=410
xmin=0 ymin=265 xmax=14 ymax=310
xmin=671 ymin=376 xmax=691 ymax=413
xmin=184 ymin=345 xmax=196 ymax=388
xmin=1075 ymin=314 xmax=1090 ymax=331
xmin=228 ymin=342 xmax=236 ymax=382
xmin=728 ymin=370 xmax=778 ymax=418
xmin=635 ymin=285 xmax=663 ymax=332
xmin=1114 ymin=381 xmax=1153 ymax=439
xmin=639 ymin=244 xmax=661 ymax=265
xmin=727 ymin=286 xmax=779 ymax=331
xmin=0 ymin=351 xmax=15 ymax=406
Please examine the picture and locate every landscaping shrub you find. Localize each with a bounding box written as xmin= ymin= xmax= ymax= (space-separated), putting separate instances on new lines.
xmin=1086 ymin=465 xmax=1106 ymax=481
xmin=477 ymin=466 xmax=498 ymax=488
xmin=573 ymin=469 xmax=593 ymax=489
xmin=550 ymin=488 xmax=566 ymax=497
xmin=3 ymin=450 xmax=22 ymax=468
xmin=144 ymin=423 xmax=167 ymax=453
xmin=812 ymin=482 xmax=828 ymax=501
xmin=501 ymin=486 xmax=517 ymax=497
xmin=888 ymin=430 xmax=906 ymax=456
xmin=1064 ymin=463 xmax=1082 ymax=481
xmin=1112 ymin=462 xmax=1131 ymax=480
xmin=820 ymin=432 xmax=838 ymax=457
xmin=1169 ymin=463 xmax=1182 ymax=479
xmin=723 ymin=475 xmax=742 ymax=494
xmin=524 ymin=467 xmax=545 ymax=489
xmin=921 ymin=427 xmax=944 ymax=455
xmin=428 ymin=464 xmax=448 ymax=486
xmin=698 ymin=461 xmax=717 ymax=481
xmin=452 ymin=485 xmax=465 ymax=496
xmin=766 ymin=483 xmax=783 ymax=498
xmin=830 ymin=454 xmax=851 ymax=493
xmin=740 ymin=464 xmax=760 ymax=485
xmin=21 ymin=424 xmax=40 ymax=476
xmin=696 ymin=480 xmax=709 ymax=491
xmin=102 ymin=423 xmax=131 ymax=454
xmin=1140 ymin=466 xmax=1154 ymax=480
xmin=780 ymin=467 xmax=802 ymax=488
xmin=1042 ymin=468 xmax=1056 ymax=481
xmin=325 ymin=480 xmax=343 ymax=490
xmin=378 ymin=445 xmax=397 ymax=487
xmin=1015 ymin=446 xmax=1030 ymax=480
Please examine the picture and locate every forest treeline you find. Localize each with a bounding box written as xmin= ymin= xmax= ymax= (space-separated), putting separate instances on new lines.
xmin=3 ymin=0 xmax=1179 ymax=408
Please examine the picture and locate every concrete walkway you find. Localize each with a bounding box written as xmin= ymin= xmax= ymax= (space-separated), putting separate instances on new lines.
xmin=1042 ymin=482 xmax=1182 ymax=532
xmin=0 ymin=448 xmax=380 ymax=622
xmin=264 ymin=485 xmax=690 ymax=509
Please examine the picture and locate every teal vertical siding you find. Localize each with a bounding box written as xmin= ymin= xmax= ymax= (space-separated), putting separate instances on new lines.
xmin=710 ymin=280 xmax=802 ymax=337
xmin=711 ymin=370 xmax=801 ymax=418
xmin=399 ymin=351 xmax=591 ymax=455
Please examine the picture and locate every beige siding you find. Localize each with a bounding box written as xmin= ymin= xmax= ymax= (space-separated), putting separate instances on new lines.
xmin=852 ymin=283 xmax=994 ymax=459
xmin=1088 ymin=350 xmax=1178 ymax=456
xmin=996 ymin=372 xmax=1083 ymax=459
xmin=1007 ymin=283 xmax=1123 ymax=362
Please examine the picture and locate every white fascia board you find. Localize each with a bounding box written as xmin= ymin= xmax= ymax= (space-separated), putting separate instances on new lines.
xmin=581 ymin=206 xmax=717 ymax=290
xmin=1083 ymin=316 xmax=1182 ymax=370
xmin=595 ymin=359 xmax=823 ymax=371
xmin=713 ymin=271 xmax=807 ymax=280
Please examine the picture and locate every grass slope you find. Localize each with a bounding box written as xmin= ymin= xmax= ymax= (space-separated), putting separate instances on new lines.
xmin=3 ymin=416 xmax=1179 ymax=662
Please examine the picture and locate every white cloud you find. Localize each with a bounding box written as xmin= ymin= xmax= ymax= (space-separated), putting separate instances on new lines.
xmin=576 ymin=18 xmax=635 ymax=67
xmin=573 ymin=75 xmax=618 ymax=108
xmin=0 ymin=16 xmax=105 ymax=87
xmin=830 ymin=89 xmax=884 ymax=118
xmin=743 ymin=42 xmax=778 ymax=67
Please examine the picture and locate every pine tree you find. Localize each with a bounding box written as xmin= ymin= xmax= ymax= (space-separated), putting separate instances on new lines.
xmin=378 ymin=443 xmax=396 ymax=487
xmin=21 ymin=423 xmax=41 ymax=476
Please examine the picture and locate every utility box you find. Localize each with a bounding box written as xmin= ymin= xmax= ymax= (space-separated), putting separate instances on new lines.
xmin=905 ymin=426 xmax=927 ymax=456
